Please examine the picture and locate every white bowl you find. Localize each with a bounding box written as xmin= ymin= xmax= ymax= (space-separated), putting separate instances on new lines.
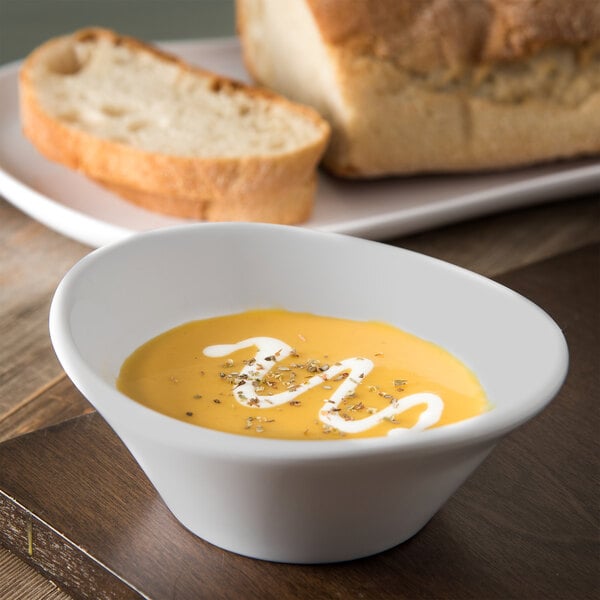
xmin=49 ymin=223 xmax=568 ymax=563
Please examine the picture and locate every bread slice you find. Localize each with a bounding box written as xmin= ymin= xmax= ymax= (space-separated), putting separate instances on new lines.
xmin=238 ymin=0 xmax=600 ymax=177
xmin=19 ymin=28 xmax=330 ymax=223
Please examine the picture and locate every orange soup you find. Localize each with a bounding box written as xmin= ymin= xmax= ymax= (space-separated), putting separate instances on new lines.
xmin=117 ymin=309 xmax=489 ymax=440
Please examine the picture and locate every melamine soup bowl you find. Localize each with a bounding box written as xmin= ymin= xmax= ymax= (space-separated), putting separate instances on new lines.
xmin=49 ymin=223 xmax=568 ymax=563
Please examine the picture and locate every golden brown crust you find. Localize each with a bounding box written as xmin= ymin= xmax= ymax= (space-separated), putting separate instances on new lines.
xmin=97 ymin=178 xmax=315 ymax=224
xmin=322 ymin=85 xmax=600 ymax=177
xmin=305 ymin=0 xmax=600 ymax=70
xmin=237 ymin=0 xmax=600 ymax=177
xmin=319 ymin=40 xmax=600 ymax=176
xmin=19 ymin=28 xmax=330 ymax=223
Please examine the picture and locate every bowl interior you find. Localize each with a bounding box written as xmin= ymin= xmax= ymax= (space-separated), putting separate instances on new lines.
xmin=50 ymin=223 xmax=568 ymax=449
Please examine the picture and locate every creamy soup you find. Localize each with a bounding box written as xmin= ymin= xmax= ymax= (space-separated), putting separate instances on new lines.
xmin=117 ymin=309 xmax=489 ymax=440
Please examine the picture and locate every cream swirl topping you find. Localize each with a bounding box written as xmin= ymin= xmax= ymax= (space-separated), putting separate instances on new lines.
xmin=204 ymin=336 xmax=443 ymax=435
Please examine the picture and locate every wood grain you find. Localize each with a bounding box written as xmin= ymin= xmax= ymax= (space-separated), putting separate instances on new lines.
xmin=0 ymin=201 xmax=88 ymax=420
xmin=0 ymin=243 xmax=597 ymax=600
xmin=397 ymin=192 xmax=600 ymax=277
xmin=0 ymin=193 xmax=597 ymax=598
xmin=0 ymin=547 xmax=71 ymax=600
xmin=0 ymin=376 xmax=93 ymax=442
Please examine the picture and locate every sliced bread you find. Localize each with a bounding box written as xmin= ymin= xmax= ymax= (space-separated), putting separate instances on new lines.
xmin=19 ymin=28 xmax=330 ymax=223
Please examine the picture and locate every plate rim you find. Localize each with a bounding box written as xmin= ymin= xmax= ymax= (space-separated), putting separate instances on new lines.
xmin=1 ymin=37 xmax=599 ymax=248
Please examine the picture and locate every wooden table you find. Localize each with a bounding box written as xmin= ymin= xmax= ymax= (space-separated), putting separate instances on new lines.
xmin=4 ymin=2 xmax=597 ymax=596
xmin=0 ymin=189 xmax=599 ymax=599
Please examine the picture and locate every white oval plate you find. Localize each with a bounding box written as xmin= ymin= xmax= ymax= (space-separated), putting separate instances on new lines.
xmin=1 ymin=37 xmax=599 ymax=248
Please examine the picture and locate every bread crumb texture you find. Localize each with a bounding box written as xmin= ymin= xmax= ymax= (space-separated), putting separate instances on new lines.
xmin=19 ymin=28 xmax=330 ymax=222
xmin=31 ymin=31 xmax=323 ymax=157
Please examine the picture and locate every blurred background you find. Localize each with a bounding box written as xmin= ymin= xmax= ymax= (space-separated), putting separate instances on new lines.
xmin=0 ymin=0 xmax=236 ymax=65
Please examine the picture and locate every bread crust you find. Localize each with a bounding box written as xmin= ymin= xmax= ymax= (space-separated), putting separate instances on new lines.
xmin=304 ymin=0 xmax=600 ymax=70
xmin=238 ymin=0 xmax=600 ymax=177
xmin=321 ymin=44 xmax=600 ymax=176
xmin=19 ymin=28 xmax=330 ymax=223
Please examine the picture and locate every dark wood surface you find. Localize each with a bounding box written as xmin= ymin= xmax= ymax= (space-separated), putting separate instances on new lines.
xmin=1 ymin=243 xmax=597 ymax=600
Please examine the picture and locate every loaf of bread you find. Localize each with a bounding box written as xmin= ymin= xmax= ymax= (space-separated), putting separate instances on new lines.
xmin=20 ymin=28 xmax=330 ymax=223
xmin=238 ymin=0 xmax=600 ymax=177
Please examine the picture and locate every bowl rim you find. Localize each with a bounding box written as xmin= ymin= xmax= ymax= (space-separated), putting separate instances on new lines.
xmin=49 ymin=222 xmax=569 ymax=461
